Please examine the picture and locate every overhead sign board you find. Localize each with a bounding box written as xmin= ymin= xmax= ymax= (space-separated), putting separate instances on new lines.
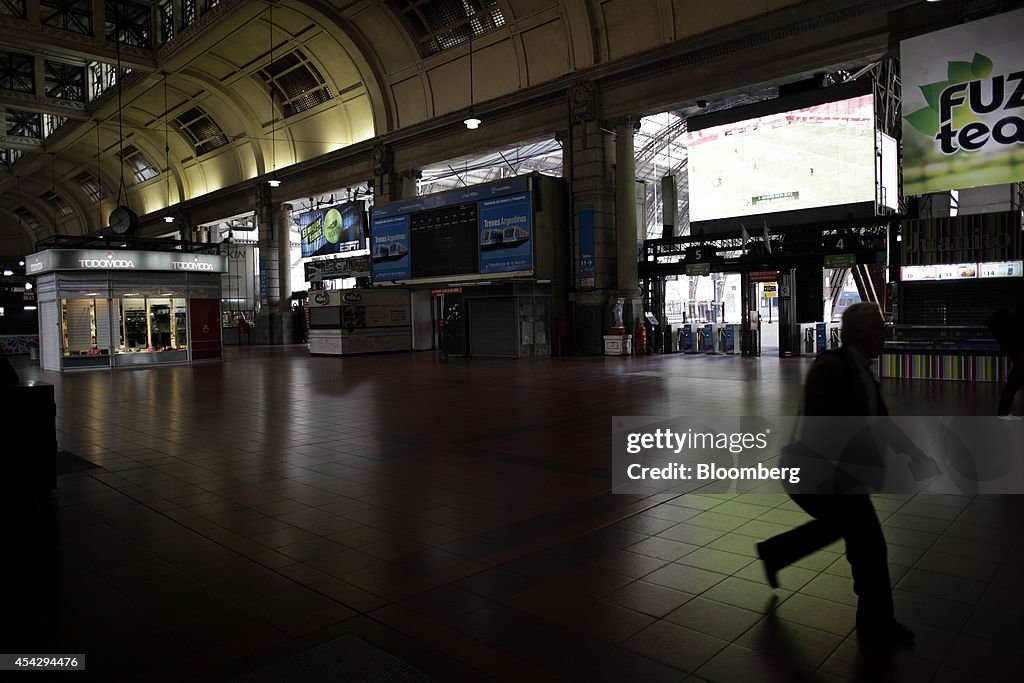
xmin=26 ymin=249 xmax=228 ymax=275
xmin=901 ymin=8 xmax=1024 ymax=195
xmin=370 ymin=177 xmax=534 ymax=284
xmin=824 ymin=254 xmax=857 ymax=268
xmin=747 ymin=270 xmax=778 ymax=283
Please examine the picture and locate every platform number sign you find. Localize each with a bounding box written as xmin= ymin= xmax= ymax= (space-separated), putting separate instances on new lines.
xmin=686 ymin=246 xmax=711 ymax=262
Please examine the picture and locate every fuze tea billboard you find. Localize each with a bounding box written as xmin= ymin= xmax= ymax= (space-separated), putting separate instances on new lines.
xmin=901 ymin=8 xmax=1024 ymax=196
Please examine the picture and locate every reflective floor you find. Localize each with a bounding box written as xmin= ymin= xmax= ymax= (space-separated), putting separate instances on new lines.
xmin=3 ymin=347 xmax=1022 ymax=681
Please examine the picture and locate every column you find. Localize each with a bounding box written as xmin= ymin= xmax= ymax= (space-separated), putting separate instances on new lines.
xmin=371 ymin=142 xmax=420 ymax=204
xmin=256 ymin=181 xmax=278 ymax=310
xmin=276 ymin=203 xmax=292 ymax=313
xmin=614 ymin=117 xmax=642 ymax=331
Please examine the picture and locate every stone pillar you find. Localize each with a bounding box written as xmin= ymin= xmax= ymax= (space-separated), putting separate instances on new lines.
xmin=256 ymin=182 xmax=279 ymax=310
xmin=566 ymin=80 xmax=622 ymax=353
xmin=614 ymin=117 xmax=642 ymax=331
xmin=399 ymin=169 xmax=421 ymax=200
xmin=276 ymin=203 xmax=292 ymax=313
xmin=371 ymin=142 xmax=421 ymax=204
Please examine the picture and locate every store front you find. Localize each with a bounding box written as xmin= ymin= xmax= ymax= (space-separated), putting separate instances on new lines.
xmin=26 ymin=248 xmax=227 ymax=372
xmin=886 ymin=211 xmax=1022 ymax=382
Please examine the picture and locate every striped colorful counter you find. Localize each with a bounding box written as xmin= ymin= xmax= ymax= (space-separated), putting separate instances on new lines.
xmin=880 ymin=349 xmax=1010 ymax=382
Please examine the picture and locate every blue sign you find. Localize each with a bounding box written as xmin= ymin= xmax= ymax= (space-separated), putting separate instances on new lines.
xmin=373 ymin=177 xmax=530 ymax=219
xmin=578 ymin=205 xmax=595 ymax=289
xmin=259 ymin=255 xmax=267 ymax=300
xmin=479 ymin=193 xmax=533 ymax=274
xmin=371 ymin=214 xmax=411 ymax=282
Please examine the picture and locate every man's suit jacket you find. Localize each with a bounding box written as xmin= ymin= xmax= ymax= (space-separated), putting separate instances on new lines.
xmin=804 ymin=347 xmax=885 ymax=417
xmin=796 ymin=347 xmax=891 ymax=492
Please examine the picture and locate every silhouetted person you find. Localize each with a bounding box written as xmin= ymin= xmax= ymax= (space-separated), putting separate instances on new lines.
xmin=757 ymin=303 xmax=917 ymax=648
xmin=985 ymin=307 xmax=1024 ymax=417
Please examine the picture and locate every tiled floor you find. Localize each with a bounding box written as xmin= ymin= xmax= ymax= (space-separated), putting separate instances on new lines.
xmin=3 ymin=347 xmax=1022 ymax=682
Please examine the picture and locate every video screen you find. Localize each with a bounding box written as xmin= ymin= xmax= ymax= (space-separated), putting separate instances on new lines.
xmin=299 ymin=201 xmax=366 ymax=258
xmin=687 ymin=93 xmax=876 ymax=223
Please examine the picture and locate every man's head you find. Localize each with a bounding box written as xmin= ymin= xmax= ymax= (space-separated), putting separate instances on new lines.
xmin=840 ymin=303 xmax=886 ymax=358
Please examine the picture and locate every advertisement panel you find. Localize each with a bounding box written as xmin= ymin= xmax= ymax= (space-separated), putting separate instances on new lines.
xmin=370 ymin=215 xmax=410 ymax=281
xmin=299 ymin=201 xmax=366 ymax=258
xmin=478 ymin=193 xmax=533 ymax=274
xmin=901 ymin=8 xmax=1024 ymax=195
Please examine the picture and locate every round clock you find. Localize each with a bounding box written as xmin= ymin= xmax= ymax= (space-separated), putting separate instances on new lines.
xmin=109 ymin=206 xmax=138 ymax=235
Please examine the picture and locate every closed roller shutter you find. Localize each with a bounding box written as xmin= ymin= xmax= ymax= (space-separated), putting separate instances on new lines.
xmin=469 ymin=297 xmax=517 ymax=357
xmin=901 ymin=279 xmax=1022 ymax=326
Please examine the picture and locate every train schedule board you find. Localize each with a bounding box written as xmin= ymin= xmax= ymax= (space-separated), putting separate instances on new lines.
xmin=371 ymin=177 xmax=533 ymax=283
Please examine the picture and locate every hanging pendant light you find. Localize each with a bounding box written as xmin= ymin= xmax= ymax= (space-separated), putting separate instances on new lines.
xmin=464 ymin=9 xmax=480 ymax=130
xmin=163 ymin=72 xmax=175 ymax=223
xmin=267 ymin=0 xmax=282 ymax=187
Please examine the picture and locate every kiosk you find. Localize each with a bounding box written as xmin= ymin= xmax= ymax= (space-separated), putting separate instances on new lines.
xmin=308 ymin=288 xmax=412 ymax=355
xmin=25 ymin=248 xmax=226 ymax=372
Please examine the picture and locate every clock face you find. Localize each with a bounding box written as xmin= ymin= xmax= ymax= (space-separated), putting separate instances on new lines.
xmin=109 ymin=206 xmax=137 ymax=235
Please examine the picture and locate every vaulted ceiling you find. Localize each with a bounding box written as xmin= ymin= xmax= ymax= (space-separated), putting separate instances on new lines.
xmin=0 ymin=0 xmax=939 ymax=262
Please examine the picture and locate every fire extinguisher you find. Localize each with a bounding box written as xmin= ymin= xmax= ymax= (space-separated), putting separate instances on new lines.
xmin=635 ymin=320 xmax=647 ymax=355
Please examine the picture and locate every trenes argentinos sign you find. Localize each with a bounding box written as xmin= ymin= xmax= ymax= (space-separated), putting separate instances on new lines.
xmin=901 ymin=8 xmax=1024 ymax=196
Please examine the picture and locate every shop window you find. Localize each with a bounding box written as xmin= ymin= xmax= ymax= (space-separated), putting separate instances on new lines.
xmin=118 ymin=297 xmax=187 ymax=352
xmin=60 ymin=297 xmax=110 ymax=357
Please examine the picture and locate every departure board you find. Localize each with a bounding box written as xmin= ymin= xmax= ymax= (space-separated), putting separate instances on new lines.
xmin=410 ymin=201 xmax=479 ymax=279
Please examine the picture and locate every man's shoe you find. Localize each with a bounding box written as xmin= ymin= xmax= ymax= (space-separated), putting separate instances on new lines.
xmin=856 ymin=619 xmax=916 ymax=648
xmin=756 ymin=541 xmax=779 ymax=589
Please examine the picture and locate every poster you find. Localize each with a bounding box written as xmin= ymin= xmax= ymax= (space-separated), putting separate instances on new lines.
xmin=901 ymin=9 xmax=1024 ymax=195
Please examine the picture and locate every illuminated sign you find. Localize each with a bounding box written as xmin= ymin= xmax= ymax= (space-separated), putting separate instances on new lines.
xmin=25 ymin=249 xmax=227 ymax=274
xmin=901 ymin=260 xmax=1022 ymax=282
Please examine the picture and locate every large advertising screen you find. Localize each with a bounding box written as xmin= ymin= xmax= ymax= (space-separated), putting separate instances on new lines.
xmin=901 ymin=8 xmax=1024 ymax=196
xmin=687 ymin=91 xmax=876 ymax=224
xmin=299 ymin=201 xmax=366 ymax=258
xmin=370 ymin=177 xmax=533 ymax=283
